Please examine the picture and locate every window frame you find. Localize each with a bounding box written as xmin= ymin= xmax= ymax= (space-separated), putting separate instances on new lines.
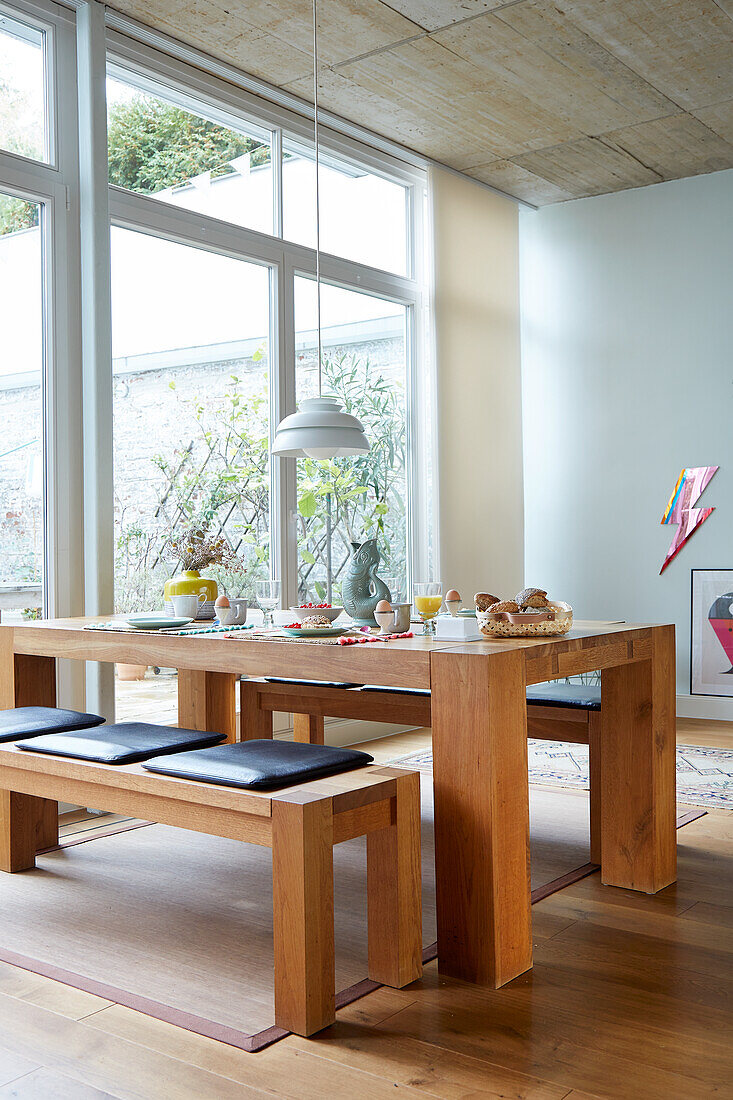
xmin=0 ymin=0 xmax=82 ymax=625
xmin=0 ymin=0 xmax=437 ymax=723
xmin=105 ymin=42 xmax=433 ymax=613
xmin=0 ymin=0 xmax=56 ymax=167
xmin=0 ymin=0 xmax=85 ymax=716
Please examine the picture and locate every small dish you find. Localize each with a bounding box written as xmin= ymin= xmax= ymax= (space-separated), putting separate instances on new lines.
xmin=124 ymin=614 xmax=193 ymax=631
xmin=289 ymin=605 xmax=344 ymax=623
xmin=458 ymin=608 xmax=477 ymax=617
xmin=281 ymin=625 xmax=349 ymax=638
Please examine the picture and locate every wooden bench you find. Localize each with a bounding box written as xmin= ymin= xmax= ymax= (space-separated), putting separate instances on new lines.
xmin=239 ymin=677 xmax=603 ymax=863
xmin=0 ymin=743 xmax=422 ymax=1036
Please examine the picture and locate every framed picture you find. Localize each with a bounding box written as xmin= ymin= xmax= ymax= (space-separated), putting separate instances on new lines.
xmin=691 ymin=569 xmax=733 ymax=696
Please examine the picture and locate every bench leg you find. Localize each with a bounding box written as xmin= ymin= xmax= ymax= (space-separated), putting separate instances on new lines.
xmin=293 ymin=713 xmax=324 ymax=745
xmin=588 ymin=711 xmax=602 ymax=864
xmin=0 ymin=791 xmax=51 ymax=872
xmin=367 ymin=770 xmax=422 ymax=988
xmin=13 ymin=654 xmax=59 ymax=850
xmin=272 ymin=796 xmax=335 ymax=1036
xmin=238 ymin=680 xmax=274 ymax=741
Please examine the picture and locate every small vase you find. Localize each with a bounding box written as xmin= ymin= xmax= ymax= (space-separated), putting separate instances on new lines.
xmin=164 ymin=570 xmax=218 ymax=620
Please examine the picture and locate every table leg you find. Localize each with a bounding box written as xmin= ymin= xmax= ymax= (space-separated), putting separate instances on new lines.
xmin=0 ymin=644 xmax=59 ymax=851
xmin=432 ymin=648 xmax=532 ymax=987
xmin=0 ymin=791 xmax=54 ymax=872
xmin=272 ymin=795 xmax=335 ymax=1036
xmin=238 ymin=680 xmax=274 ymax=741
xmin=367 ymin=770 xmax=422 ymax=988
xmin=177 ymin=670 xmax=237 ymax=743
xmin=588 ymin=710 xmax=602 ymax=865
xmin=600 ymin=625 xmax=677 ymax=893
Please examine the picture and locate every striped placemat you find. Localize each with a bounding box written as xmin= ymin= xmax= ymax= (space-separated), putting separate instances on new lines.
xmin=83 ymin=621 xmax=258 ymax=637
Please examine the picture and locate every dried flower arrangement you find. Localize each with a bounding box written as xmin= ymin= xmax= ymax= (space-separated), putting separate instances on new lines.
xmin=168 ymin=528 xmax=240 ymax=573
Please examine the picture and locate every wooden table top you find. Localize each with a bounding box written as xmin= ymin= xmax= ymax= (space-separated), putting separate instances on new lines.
xmin=1 ymin=618 xmax=670 ymax=690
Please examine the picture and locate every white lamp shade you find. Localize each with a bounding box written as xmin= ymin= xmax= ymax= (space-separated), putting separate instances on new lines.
xmin=272 ymin=396 xmax=370 ymax=459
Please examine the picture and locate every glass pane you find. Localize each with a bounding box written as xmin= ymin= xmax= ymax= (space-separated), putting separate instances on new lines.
xmin=0 ymin=192 xmax=45 ymax=622
xmin=111 ymin=228 xmax=272 ymax=717
xmin=294 ymin=277 xmax=407 ymax=605
xmin=283 ymin=142 xmax=408 ymax=275
xmin=0 ymin=14 xmax=47 ymax=162
xmin=107 ymin=74 xmax=274 ymax=235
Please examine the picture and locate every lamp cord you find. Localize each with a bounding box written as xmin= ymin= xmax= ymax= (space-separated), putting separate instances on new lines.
xmin=313 ymin=0 xmax=322 ymax=399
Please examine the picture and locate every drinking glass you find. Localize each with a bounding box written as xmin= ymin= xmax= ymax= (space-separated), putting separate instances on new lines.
xmin=256 ymin=579 xmax=281 ymax=628
xmin=414 ymin=582 xmax=442 ymax=636
xmin=384 ymin=577 xmax=403 ymax=604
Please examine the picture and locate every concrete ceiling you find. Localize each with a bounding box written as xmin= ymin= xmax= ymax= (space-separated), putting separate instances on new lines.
xmin=107 ymin=0 xmax=733 ymax=205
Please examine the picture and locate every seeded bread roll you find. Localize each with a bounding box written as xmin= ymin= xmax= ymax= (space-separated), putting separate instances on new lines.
xmin=522 ymin=593 xmax=550 ymax=609
xmin=474 ymin=592 xmax=500 ymax=612
xmin=515 ymin=587 xmax=547 ymax=607
xmin=300 ymin=615 xmax=333 ymax=627
xmin=488 ymin=600 xmax=520 ymax=613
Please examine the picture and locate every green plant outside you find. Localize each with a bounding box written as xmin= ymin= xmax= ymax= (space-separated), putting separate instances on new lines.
xmin=114 ymin=351 xmax=405 ymax=612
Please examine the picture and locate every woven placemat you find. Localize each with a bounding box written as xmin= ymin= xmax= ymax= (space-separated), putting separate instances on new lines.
xmin=84 ymin=622 xmax=257 ymax=637
xmin=238 ymin=631 xmax=351 ymax=645
xmin=83 ymin=621 xmax=414 ymax=646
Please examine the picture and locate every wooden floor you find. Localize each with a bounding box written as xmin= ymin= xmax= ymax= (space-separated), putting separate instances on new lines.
xmin=0 ymin=720 xmax=730 ymax=1098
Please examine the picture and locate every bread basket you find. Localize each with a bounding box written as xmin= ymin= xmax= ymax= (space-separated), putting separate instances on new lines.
xmin=476 ymin=601 xmax=573 ymax=638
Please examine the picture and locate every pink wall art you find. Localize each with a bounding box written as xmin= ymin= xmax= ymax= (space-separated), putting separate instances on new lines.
xmin=660 ymin=466 xmax=718 ymax=575
xmin=691 ymin=570 xmax=733 ymax=696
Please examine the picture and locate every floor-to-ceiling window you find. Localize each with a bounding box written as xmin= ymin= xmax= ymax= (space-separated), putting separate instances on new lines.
xmin=294 ymin=278 xmax=408 ymax=603
xmin=0 ymin=192 xmax=45 ymax=622
xmin=0 ymin=1 xmax=81 ymax=639
xmin=106 ymin=53 xmax=429 ymax=625
xmin=0 ymin=9 xmax=49 ymax=623
xmin=0 ymin=0 xmax=435 ymax=720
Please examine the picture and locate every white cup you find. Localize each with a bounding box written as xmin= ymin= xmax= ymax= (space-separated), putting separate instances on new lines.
xmin=171 ymin=593 xmax=205 ymax=619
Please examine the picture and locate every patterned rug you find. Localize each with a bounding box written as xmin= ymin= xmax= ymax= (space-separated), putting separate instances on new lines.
xmin=391 ymin=741 xmax=733 ymax=809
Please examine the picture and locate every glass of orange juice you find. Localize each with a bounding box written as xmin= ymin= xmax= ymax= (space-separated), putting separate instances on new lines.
xmin=414 ymin=582 xmax=442 ymax=636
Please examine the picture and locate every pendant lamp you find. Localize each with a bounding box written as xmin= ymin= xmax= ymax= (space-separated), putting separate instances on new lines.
xmin=271 ymin=0 xmax=369 ymax=461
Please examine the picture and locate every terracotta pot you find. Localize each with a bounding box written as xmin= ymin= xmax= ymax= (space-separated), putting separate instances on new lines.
xmin=116 ymin=662 xmax=148 ymax=681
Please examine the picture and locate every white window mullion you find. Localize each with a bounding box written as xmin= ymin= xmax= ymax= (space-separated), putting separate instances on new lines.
xmin=272 ymin=126 xmax=283 ymax=239
xmin=77 ymin=0 xmax=115 ymax=719
xmin=276 ymin=257 xmax=298 ymax=607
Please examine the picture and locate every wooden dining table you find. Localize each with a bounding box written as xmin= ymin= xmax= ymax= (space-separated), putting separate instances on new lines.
xmin=0 ymin=617 xmax=676 ymax=990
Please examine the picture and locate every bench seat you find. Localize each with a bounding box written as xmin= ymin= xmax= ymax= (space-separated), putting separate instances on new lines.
xmin=0 ymin=741 xmax=422 ymax=1036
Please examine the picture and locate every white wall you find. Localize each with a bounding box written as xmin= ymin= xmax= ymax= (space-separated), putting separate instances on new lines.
xmin=520 ymin=169 xmax=733 ymax=715
xmin=431 ymin=167 xmax=524 ymax=603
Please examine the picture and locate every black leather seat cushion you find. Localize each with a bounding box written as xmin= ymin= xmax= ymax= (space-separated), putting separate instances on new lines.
xmin=526 ymin=682 xmax=601 ymax=709
xmin=355 ymin=683 xmax=601 ymax=709
xmin=263 ymin=677 xmax=362 ymax=689
xmin=361 ymin=685 xmax=431 ymax=697
xmin=143 ymin=739 xmax=374 ymax=790
xmin=16 ymin=722 xmax=226 ymax=764
xmin=0 ymin=706 xmax=105 ymax=743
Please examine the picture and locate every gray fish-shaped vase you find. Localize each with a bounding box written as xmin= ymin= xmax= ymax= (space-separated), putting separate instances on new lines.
xmin=342 ymin=539 xmax=391 ymax=626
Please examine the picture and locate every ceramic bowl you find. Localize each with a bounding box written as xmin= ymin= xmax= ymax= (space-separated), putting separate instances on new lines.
xmin=289 ymin=605 xmax=344 ymax=623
